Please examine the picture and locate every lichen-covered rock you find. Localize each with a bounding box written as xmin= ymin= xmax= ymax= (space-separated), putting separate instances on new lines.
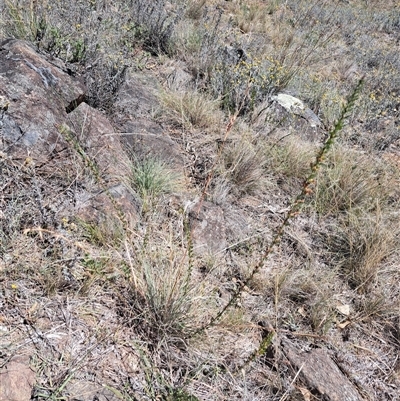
xmin=271 ymin=93 xmax=322 ymax=128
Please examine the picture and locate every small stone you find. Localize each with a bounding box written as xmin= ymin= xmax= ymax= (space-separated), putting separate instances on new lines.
xmin=0 ymin=357 xmax=35 ymax=401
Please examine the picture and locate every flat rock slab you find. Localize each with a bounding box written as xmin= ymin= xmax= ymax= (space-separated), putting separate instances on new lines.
xmin=114 ymin=69 xmax=160 ymax=119
xmin=0 ymin=356 xmax=35 ymax=401
xmin=66 ymin=380 xmax=122 ymax=401
xmin=189 ymin=200 xmax=227 ymax=256
xmin=282 ymin=340 xmax=363 ymax=401
xmin=121 ymin=119 xmax=184 ymax=168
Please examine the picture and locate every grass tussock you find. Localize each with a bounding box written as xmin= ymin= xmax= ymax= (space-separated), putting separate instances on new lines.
xmin=314 ymin=146 xmax=398 ymax=216
xmin=121 ymin=254 xmax=197 ymax=341
xmin=330 ymin=208 xmax=398 ymax=293
xmin=220 ymin=137 xmax=267 ymax=196
xmin=263 ymin=136 xmax=317 ymax=181
xmin=132 ymin=158 xmax=180 ymax=198
xmin=76 ymin=216 xmax=124 ymax=248
xmin=158 ymin=89 xmax=222 ymax=131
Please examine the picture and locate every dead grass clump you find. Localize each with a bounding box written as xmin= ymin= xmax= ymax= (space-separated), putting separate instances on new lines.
xmin=229 ymin=1 xmax=271 ymax=34
xmin=270 ymin=264 xmax=339 ymax=335
xmin=131 ymin=261 xmax=194 ymax=340
xmin=292 ymin=72 xmax=347 ymax=127
xmin=158 ymin=89 xmax=222 ymax=131
xmin=220 ymin=138 xmax=266 ymax=196
xmin=329 ymin=209 xmax=398 ymax=293
xmin=117 ymin=237 xmax=200 ymax=343
xmin=0 ymin=162 xmax=43 ymax=245
xmin=185 ymin=0 xmax=206 ymax=20
xmin=313 ymin=146 xmax=396 ymax=216
xmin=354 ymin=293 xmax=397 ymax=323
xmin=263 ymin=136 xmax=316 ymax=181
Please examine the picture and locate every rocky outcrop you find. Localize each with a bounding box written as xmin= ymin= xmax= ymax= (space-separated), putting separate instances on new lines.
xmin=0 ymin=38 xmax=230 ymax=254
xmin=0 ymin=39 xmax=137 ymax=224
xmin=114 ymin=69 xmax=185 ymax=169
xmin=0 ymin=39 xmax=85 ymax=159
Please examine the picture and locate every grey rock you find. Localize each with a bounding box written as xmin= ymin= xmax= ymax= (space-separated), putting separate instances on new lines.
xmin=0 ymin=39 xmax=86 ymax=158
xmin=282 ymin=339 xmax=364 ymax=401
xmin=121 ymin=119 xmax=184 ymax=168
xmin=188 ymin=200 xmax=227 ymax=256
xmin=162 ymin=60 xmax=193 ymax=91
xmin=114 ymin=69 xmax=160 ymax=119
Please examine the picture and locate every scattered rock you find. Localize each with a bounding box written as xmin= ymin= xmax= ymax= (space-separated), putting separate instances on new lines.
xmin=282 ymin=340 xmax=363 ymax=401
xmin=0 ymin=356 xmax=35 ymax=401
xmin=114 ymin=69 xmax=160 ymax=120
xmin=223 ymin=205 xmax=249 ymax=243
xmin=66 ymin=102 xmax=132 ymax=184
xmin=112 ymin=68 xmax=185 ymax=169
xmin=161 ymin=60 xmax=193 ymax=91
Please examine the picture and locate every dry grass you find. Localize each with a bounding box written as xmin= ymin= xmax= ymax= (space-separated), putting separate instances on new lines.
xmin=158 ymin=89 xmax=223 ymax=131
xmin=118 ymin=234 xmax=199 ymax=342
xmin=219 ymin=137 xmax=267 ymax=196
xmin=185 ymin=0 xmax=207 ymax=20
xmin=227 ymin=0 xmax=272 ymax=34
xmin=263 ymin=136 xmax=317 ymax=182
xmin=2 ymin=0 xmax=400 ymax=399
xmin=329 ymin=208 xmax=399 ymax=293
xmin=313 ymin=146 xmax=399 ymax=216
